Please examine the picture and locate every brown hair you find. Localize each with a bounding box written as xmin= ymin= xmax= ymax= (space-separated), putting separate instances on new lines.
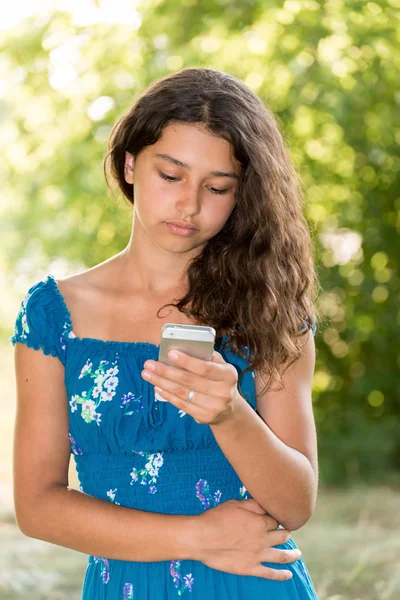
xmin=104 ymin=67 xmax=322 ymax=397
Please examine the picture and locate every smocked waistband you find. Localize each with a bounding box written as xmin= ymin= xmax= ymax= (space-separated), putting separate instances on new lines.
xmin=74 ymin=448 xmax=250 ymax=515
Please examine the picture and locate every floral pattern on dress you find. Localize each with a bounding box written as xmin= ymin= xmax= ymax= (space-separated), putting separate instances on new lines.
xmin=239 ymin=484 xmax=249 ymax=499
xmin=123 ymin=583 xmax=134 ymax=599
xmin=120 ymin=392 xmax=144 ymax=415
xmin=69 ymin=354 xmax=141 ymax=425
xmin=195 ymin=479 xmax=222 ymax=509
xmin=13 ymin=290 xmax=34 ymax=340
xmin=130 ymin=451 xmax=164 ymax=494
xmin=60 ymin=321 xmax=76 ymax=353
xmin=93 ymin=556 xmax=110 ymax=584
xmin=170 ymin=561 xmax=194 ymax=596
xmin=107 ymin=488 xmax=121 ymax=505
xmin=68 ymin=432 xmax=83 ymax=455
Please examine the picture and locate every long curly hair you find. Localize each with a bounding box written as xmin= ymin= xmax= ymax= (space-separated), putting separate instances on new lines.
xmin=104 ymin=67 xmax=322 ymax=398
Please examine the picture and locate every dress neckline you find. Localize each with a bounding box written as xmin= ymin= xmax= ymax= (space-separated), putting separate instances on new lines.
xmin=46 ymin=273 xmax=227 ymax=352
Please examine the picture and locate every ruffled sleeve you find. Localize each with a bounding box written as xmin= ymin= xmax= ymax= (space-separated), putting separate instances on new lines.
xmin=10 ymin=277 xmax=67 ymax=365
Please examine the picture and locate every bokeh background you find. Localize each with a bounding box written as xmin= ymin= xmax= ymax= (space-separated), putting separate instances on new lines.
xmin=1 ymin=0 xmax=399 ymax=598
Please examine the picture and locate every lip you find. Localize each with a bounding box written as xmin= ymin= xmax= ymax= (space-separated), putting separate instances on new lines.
xmin=167 ymin=221 xmax=197 ymax=230
xmin=166 ymin=222 xmax=198 ymax=236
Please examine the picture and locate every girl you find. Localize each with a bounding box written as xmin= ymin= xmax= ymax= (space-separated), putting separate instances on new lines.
xmin=11 ymin=67 xmax=320 ymax=599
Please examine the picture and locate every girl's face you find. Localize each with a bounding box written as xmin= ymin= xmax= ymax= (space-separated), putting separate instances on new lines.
xmin=124 ymin=122 xmax=241 ymax=251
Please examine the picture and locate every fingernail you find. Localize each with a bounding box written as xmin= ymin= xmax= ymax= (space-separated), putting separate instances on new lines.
xmin=285 ymin=572 xmax=293 ymax=579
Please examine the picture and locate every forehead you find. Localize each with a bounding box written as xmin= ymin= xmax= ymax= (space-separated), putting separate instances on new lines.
xmin=147 ymin=122 xmax=240 ymax=170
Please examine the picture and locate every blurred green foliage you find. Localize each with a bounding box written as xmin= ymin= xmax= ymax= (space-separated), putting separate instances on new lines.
xmin=1 ymin=0 xmax=399 ymax=485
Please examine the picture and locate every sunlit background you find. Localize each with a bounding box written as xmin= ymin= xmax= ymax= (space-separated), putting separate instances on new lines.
xmin=1 ymin=0 xmax=399 ymax=598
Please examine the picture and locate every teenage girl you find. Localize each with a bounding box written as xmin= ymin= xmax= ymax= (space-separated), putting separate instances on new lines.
xmin=11 ymin=67 xmax=320 ymax=599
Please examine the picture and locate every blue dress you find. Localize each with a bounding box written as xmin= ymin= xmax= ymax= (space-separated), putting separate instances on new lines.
xmin=10 ymin=274 xmax=319 ymax=600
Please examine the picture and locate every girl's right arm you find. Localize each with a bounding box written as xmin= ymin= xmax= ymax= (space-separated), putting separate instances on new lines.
xmin=13 ymin=343 xmax=199 ymax=562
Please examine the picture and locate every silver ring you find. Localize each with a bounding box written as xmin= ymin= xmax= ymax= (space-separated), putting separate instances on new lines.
xmin=187 ymin=389 xmax=195 ymax=403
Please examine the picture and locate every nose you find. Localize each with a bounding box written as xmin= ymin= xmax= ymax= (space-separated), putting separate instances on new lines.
xmin=175 ymin=182 xmax=201 ymax=216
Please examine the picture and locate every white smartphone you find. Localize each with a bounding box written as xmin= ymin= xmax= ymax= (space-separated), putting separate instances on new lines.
xmin=154 ymin=323 xmax=216 ymax=402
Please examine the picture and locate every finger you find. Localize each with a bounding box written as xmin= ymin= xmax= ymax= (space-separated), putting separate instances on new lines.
xmin=262 ymin=547 xmax=301 ymax=565
xmin=236 ymin=498 xmax=267 ymax=515
xmin=211 ymin=350 xmax=226 ymax=363
xmin=142 ymin=364 xmax=215 ymax=400
xmin=263 ymin=529 xmax=293 ymax=548
xmin=250 ymin=565 xmax=293 ymax=581
xmin=153 ymin=385 xmax=208 ymax=423
xmin=263 ymin=514 xmax=281 ymax=530
xmin=166 ymin=349 xmax=227 ymax=381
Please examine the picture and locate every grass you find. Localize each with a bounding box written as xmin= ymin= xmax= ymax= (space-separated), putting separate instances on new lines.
xmin=1 ymin=341 xmax=399 ymax=599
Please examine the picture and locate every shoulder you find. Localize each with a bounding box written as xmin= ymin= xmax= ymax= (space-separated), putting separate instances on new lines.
xmin=56 ymin=256 xmax=123 ymax=299
xmin=54 ymin=272 xmax=91 ymax=310
xmin=54 ymin=259 xmax=121 ymax=322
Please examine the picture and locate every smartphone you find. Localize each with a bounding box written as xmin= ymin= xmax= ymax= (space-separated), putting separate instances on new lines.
xmin=154 ymin=323 xmax=216 ymax=402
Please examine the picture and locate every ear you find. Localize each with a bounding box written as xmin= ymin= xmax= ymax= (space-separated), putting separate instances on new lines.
xmin=124 ymin=152 xmax=135 ymax=184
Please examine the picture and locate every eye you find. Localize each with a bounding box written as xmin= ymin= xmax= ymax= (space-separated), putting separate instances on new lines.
xmin=209 ymin=187 xmax=229 ymax=195
xmin=159 ymin=171 xmax=179 ymax=183
xmin=158 ymin=171 xmax=229 ymax=195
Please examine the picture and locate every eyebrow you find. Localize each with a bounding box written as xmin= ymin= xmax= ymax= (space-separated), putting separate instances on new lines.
xmin=155 ymin=153 xmax=240 ymax=180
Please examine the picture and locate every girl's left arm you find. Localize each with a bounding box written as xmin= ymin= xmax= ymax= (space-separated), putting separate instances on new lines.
xmin=210 ymin=330 xmax=318 ymax=531
xmin=141 ymin=330 xmax=318 ymax=531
